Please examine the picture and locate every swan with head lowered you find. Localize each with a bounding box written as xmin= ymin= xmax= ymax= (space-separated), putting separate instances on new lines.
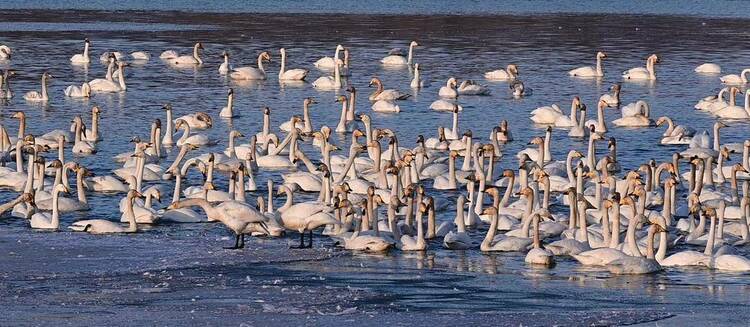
xmin=69 ymin=190 xmax=143 ymax=234
xmin=381 ymin=41 xmax=418 ymax=66
xmin=612 ymin=100 xmax=655 ymax=127
xmin=623 ymin=54 xmax=659 ymax=80
xmin=485 ymin=64 xmax=519 ymax=81
xmin=165 ymin=42 xmax=204 ymax=65
xmin=70 ymin=38 xmax=91 ymax=64
xmin=457 ymin=80 xmax=490 ymax=96
xmin=278 ymin=48 xmax=308 ymax=80
xmin=23 ymin=72 xmax=51 ymax=102
xmin=720 ymin=68 xmax=749 ymax=85
xmin=569 ymin=51 xmax=607 ymax=77
xmin=657 ymin=116 xmax=695 ymax=145
xmin=230 ymin=51 xmax=271 ymax=80
xmin=695 ymin=63 xmax=721 ymax=74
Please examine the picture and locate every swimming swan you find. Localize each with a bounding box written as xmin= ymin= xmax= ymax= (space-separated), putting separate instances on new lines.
xmin=69 ymin=190 xmax=143 ymax=234
xmin=230 ymin=51 xmax=271 ymax=80
xmin=278 ymin=48 xmax=308 ymax=80
xmin=23 ymin=72 xmax=51 ymax=102
xmin=70 ymin=38 xmax=91 ymax=64
xmin=381 ymin=40 xmax=418 ymax=66
xmin=623 ymin=54 xmax=659 ymax=80
xmin=569 ymin=51 xmax=607 ymax=77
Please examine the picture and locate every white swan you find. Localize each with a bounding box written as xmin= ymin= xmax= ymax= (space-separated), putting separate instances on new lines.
xmin=276 ymin=185 xmax=341 ymax=248
xmin=656 ymin=116 xmax=695 ymax=145
xmin=69 ymin=190 xmax=142 ymax=234
xmin=219 ymin=88 xmax=235 ymax=118
xmin=130 ymin=51 xmax=150 ymax=60
xmin=599 ymin=84 xmax=621 ymax=106
xmin=29 ymin=184 xmax=69 ymax=230
xmin=720 ymin=68 xmax=750 ymax=85
xmin=381 ymin=41 xmax=418 ymax=66
xmin=457 ymin=80 xmax=490 ymax=96
xmin=695 ymin=63 xmax=721 ymax=74
xmin=23 ymin=72 xmax=51 ymax=102
xmin=712 ymin=89 xmax=750 ymax=119
xmin=569 ymin=51 xmax=607 ymax=77
xmin=530 ymin=96 xmax=581 ymax=127
xmin=278 ymin=48 xmax=308 ymax=80
xmin=312 ymin=52 xmax=342 ymax=90
xmin=64 ymin=81 xmax=91 ymax=98
xmin=175 ymin=119 xmax=211 ymax=146
xmin=70 ymin=38 xmax=91 ymax=64
xmin=218 ymin=51 xmax=231 ymax=75
xmin=368 ymin=77 xmax=410 ymax=101
xmin=443 ymin=196 xmax=472 ymax=250
xmin=89 ymin=61 xmax=127 ymax=92
xmin=372 ymin=100 xmax=401 ymax=113
xmin=612 ymin=100 xmax=655 ymax=127
xmin=438 ymin=78 xmax=458 ymax=98
xmin=622 ymin=54 xmax=659 ymax=80
xmin=314 ymin=44 xmax=345 ymax=69
xmin=230 ymin=51 xmax=270 ymax=80
xmin=430 ymin=99 xmax=462 ymax=112
xmin=410 ymin=63 xmax=425 ymax=89
xmin=0 ymin=44 xmax=10 ymax=59
xmin=525 ymin=213 xmax=555 ymax=266
xmin=485 ymin=64 xmax=519 ymax=81
xmin=170 ymin=42 xmax=204 ymax=65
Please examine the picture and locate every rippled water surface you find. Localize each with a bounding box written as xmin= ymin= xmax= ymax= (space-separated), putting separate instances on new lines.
xmin=1 ymin=7 xmax=750 ymax=325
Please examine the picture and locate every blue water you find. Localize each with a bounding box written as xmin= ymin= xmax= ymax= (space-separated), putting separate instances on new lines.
xmin=1 ymin=0 xmax=750 ymax=18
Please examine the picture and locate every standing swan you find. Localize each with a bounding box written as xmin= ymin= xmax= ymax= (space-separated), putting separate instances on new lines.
xmin=23 ymin=72 xmax=51 ymax=102
xmin=278 ymin=48 xmax=308 ymax=81
xmin=70 ymin=38 xmax=91 ymax=64
xmin=230 ymin=51 xmax=271 ymax=80
xmin=69 ymin=190 xmax=143 ymax=234
xmin=623 ymin=54 xmax=659 ymax=80
xmin=569 ymin=51 xmax=607 ymax=77
xmin=381 ymin=40 xmax=418 ymax=66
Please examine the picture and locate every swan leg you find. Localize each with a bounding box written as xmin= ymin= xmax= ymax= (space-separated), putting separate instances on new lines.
xmin=224 ymin=234 xmax=242 ymax=249
xmin=290 ymin=231 xmax=305 ymax=249
xmin=307 ymin=230 xmax=313 ymax=248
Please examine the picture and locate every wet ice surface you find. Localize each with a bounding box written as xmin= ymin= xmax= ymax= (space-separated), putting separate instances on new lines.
xmin=1 ymin=9 xmax=750 ymax=325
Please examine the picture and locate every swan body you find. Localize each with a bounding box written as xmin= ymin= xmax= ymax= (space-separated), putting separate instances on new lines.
xmin=695 ymin=63 xmax=721 ymax=73
xmin=430 ymin=100 xmax=462 ymax=112
xmin=230 ymin=51 xmax=270 ymax=80
xmin=69 ymin=190 xmax=142 ymax=234
xmin=372 ymin=100 xmax=400 ymax=113
xmin=381 ymin=41 xmax=418 ymax=66
xmin=623 ymin=54 xmax=659 ymax=80
xmin=720 ymin=69 xmax=749 ymax=85
xmin=569 ymin=51 xmax=606 ymax=77
xmin=171 ymin=42 xmax=204 ymax=65
xmin=70 ymin=39 xmax=91 ymax=63
xmin=278 ymin=48 xmax=308 ymax=80
xmin=131 ymin=51 xmax=150 ymax=60
xmin=485 ymin=64 xmax=518 ymax=80
xmin=64 ymin=82 xmax=91 ymax=98
xmin=438 ymin=78 xmax=458 ymax=98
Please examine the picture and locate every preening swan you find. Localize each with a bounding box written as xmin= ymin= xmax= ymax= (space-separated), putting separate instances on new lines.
xmin=169 ymin=42 xmax=204 ymax=65
xmin=230 ymin=51 xmax=271 ymax=80
xmin=457 ymin=80 xmax=490 ymax=96
xmin=623 ymin=54 xmax=659 ymax=80
xmin=381 ymin=40 xmax=418 ymax=66
xmin=23 ymin=72 xmax=51 ymax=102
xmin=612 ymin=100 xmax=655 ymax=127
xmin=599 ymin=84 xmax=621 ymax=106
xmin=64 ymin=81 xmax=91 ymax=98
xmin=510 ymin=80 xmax=531 ymax=97
xmin=0 ymin=44 xmax=10 ymax=59
xmin=695 ymin=63 xmax=721 ymax=74
xmin=70 ymin=38 xmax=91 ymax=64
xmin=720 ymin=68 xmax=749 ymax=85
xmin=278 ymin=48 xmax=308 ymax=81
xmin=569 ymin=51 xmax=607 ymax=77
xmin=485 ymin=64 xmax=519 ymax=81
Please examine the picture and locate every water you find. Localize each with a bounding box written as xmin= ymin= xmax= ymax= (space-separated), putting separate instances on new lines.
xmin=1 ymin=6 xmax=750 ymax=325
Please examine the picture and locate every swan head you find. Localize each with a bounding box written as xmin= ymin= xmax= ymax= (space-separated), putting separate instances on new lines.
xmin=527 ymin=137 xmax=543 ymax=145
xmin=174 ymin=119 xmax=188 ymax=131
xmin=345 ymin=86 xmax=356 ymax=94
xmin=734 ymin=163 xmax=749 ymax=174
xmin=221 ymin=50 xmax=229 ymax=58
xmin=655 ymin=116 xmax=669 ymax=126
xmin=303 ymin=97 xmax=317 ymax=107
xmin=84 ymin=38 xmax=90 ymax=45
xmin=368 ymin=77 xmax=382 ymax=87
xmin=335 ymin=44 xmax=345 ymax=51
xmin=54 ymin=183 xmax=71 ymax=195
xmin=227 ymin=88 xmax=233 ymax=96
xmin=335 ymin=95 xmax=347 ymax=103
xmin=596 ymin=51 xmax=607 ymax=59
xmin=0 ymin=48 xmax=10 ymax=59
xmin=446 ymin=77 xmax=458 ymax=88
xmin=195 ymin=42 xmax=204 ymax=50
xmin=482 ymin=206 xmax=498 ymax=216
xmin=607 ymin=137 xmax=617 ymax=149
xmin=507 ymin=64 xmax=519 ymax=75
xmin=409 ymin=40 xmax=419 ymax=47
xmin=279 ymin=48 xmax=286 ymax=55
xmin=11 ymin=111 xmax=26 ymax=120
xmin=516 ymin=186 xmax=534 ymax=198
xmin=259 ymin=51 xmax=271 ymax=62
xmin=42 ymin=72 xmax=52 ymax=80
xmin=715 ymin=121 xmax=728 ymax=130
xmin=648 ymin=54 xmax=660 ymax=63
xmin=21 ymin=193 xmax=34 ymax=205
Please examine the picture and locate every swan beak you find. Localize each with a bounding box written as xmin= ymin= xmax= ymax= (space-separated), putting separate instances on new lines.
xmin=167 ymin=202 xmax=178 ymax=210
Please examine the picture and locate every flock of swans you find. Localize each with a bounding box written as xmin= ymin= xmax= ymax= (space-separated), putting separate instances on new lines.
xmin=2 ymin=38 xmax=750 ymax=276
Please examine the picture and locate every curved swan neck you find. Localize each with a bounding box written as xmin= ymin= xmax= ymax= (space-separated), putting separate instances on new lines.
xmin=193 ymin=44 xmax=202 ymax=64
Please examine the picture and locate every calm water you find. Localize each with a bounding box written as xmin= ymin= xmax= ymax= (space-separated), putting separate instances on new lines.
xmin=1 ymin=7 xmax=750 ymax=323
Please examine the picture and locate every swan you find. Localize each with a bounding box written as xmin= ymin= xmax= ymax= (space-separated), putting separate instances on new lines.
xmin=64 ymin=81 xmax=91 ymax=98
xmin=381 ymin=40 xmax=418 ymax=66
xmin=70 ymin=38 xmax=91 ymax=63
xmin=399 ymin=201 xmax=427 ymax=251
xmin=230 ymin=51 xmax=271 ymax=80
xmin=509 ymin=80 xmax=531 ymax=97
xmin=170 ymin=42 xmax=204 ymax=65
xmin=485 ymin=64 xmax=519 ymax=81
xmin=278 ymin=48 xmax=308 ymax=80
xmin=569 ymin=51 xmax=607 ymax=77
xmin=276 ymin=184 xmax=341 ymax=248
xmin=99 ymin=51 xmax=123 ymax=62
xmin=695 ymin=87 xmax=729 ymax=111
xmin=89 ymin=61 xmax=127 ymax=92
xmin=71 ymin=116 xmax=96 ymax=154
xmin=175 ymin=111 xmax=212 ymax=130
xmin=314 ymin=44 xmax=345 ymax=70
xmin=612 ymin=100 xmax=655 ymax=127
xmin=457 ymin=80 xmax=490 ymax=96
xmin=622 ymin=54 xmax=659 ymax=80
xmin=218 ymin=51 xmax=232 ymax=75
xmin=530 ymin=96 xmax=581 ymax=127
xmin=606 ymin=221 xmax=664 ymax=275
xmin=0 ymin=44 xmax=10 ymax=59
xmin=372 ymin=100 xmax=401 ymax=113
xmin=29 ymin=184 xmax=69 ymax=230
xmin=438 ymin=78 xmax=458 ymax=98
xmin=219 ymin=88 xmax=235 ymax=118
xmin=720 ymin=68 xmax=750 ymax=85
xmin=525 ymin=213 xmax=555 ymax=266
xmin=312 ymin=51 xmax=342 ymax=90
xmin=480 ymin=206 xmax=533 ymax=252
xmin=661 ymin=208 xmax=715 ymax=267
xmin=443 ymin=196 xmax=472 ymax=250
xmin=695 ymin=63 xmax=721 ymax=74
xmin=23 ymin=72 xmax=51 ymax=102
xmin=0 ymin=69 xmax=16 ymax=99
xmin=599 ymin=84 xmax=621 ymax=106
xmin=368 ymin=77 xmax=410 ymax=101
xmin=430 ymin=99 xmax=463 ymax=112
xmin=175 ymin=119 xmax=211 ymax=146
xmin=712 ymin=89 xmax=750 ymax=119
xmin=657 ymin=116 xmax=695 ymax=145
xmin=69 ymin=190 xmax=142 ymax=234
xmin=410 ymin=63 xmax=424 ymax=89
xmin=130 ymin=51 xmax=150 ymax=60
xmin=280 ymin=98 xmax=316 ymax=133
